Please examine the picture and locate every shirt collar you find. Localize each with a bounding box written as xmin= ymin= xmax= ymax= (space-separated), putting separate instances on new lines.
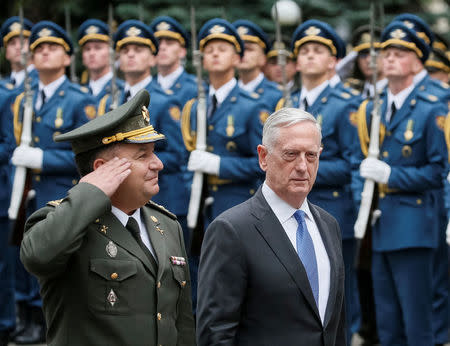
xmin=89 ymin=71 xmax=113 ymax=97
xmin=111 ymin=205 xmax=142 ymax=227
xmin=125 ymin=75 xmax=152 ymax=99
xmin=387 ymin=83 xmax=415 ymax=111
xmin=301 ymin=80 xmax=329 ymax=107
xmin=39 ymin=74 xmax=67 ymax=100
xmin=261 ymin=181 xmax=313 ymax=224
xmin=238 ymin=72 xmax=264 ymax=93
xmin=328 ymin=74 xmax=341 ymax=88
xmin=413 ymin=69 xmax=428 ymax=86
xmin=363 ymin=78 xmax=388 ymax=98
xmin=157 ymin=66 xmax=184 ymax=90
xmin=209 ymin=77 xmax=237 ymax=105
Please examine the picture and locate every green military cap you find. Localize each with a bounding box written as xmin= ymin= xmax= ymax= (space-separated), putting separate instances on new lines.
xmin=54 ymin=89 xmax=165 ymax=154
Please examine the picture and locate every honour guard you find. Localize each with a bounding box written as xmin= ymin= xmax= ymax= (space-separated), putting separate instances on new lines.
xmin=98 ymin=20 xmax=187 ymax=226
xmin=355 ymin=21 xmax=448 ymax=346
xmin=0 ymin=16 xmax=38 ymax=90
xmin=182 ymin=18 xmax=269 ymax=222
xmin=77 ymin=19 xmax=124 ymax=105
xmin=150 ymin=16 xmax=197 ymax=107
xmin=20 ymin=90 xmax=195 ymax=346
xmin=8 ymin=21 xmax=96 ymax=344
xmin=277 ymin=19 xmax=360 ymax=343
xmin=425 ymin=33 xmax=449 ymax=84
xmin=233 ymin=20 xmax=282 ymax=112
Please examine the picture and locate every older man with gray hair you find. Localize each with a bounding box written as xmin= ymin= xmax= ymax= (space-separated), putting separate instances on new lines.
xmin=196 ymin=108 xmax=346 ymax=346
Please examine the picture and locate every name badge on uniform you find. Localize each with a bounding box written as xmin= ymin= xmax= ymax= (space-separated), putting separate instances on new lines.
xmin=170 ymin=256 xmax=186 ymax=266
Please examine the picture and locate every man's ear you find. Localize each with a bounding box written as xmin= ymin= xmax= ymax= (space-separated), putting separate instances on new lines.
xmin=257 ymin=144 xmax=268 ymax=172
xmin=93 ymin=157 xmax=107 ymax=170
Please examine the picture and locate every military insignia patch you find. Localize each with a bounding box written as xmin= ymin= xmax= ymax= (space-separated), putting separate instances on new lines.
xmin=390 ymin=29 xmax=406 ymax=39
xmin=305 ymin=26 xmax=320 ymax=36
xmin=80 ymin=86 xmax=89 ymax=93
xmin=38 ymin=28 xmax=52 ymax=38
xmin=107 ymin=289 xmax=117 ymax=306
xmin=259 ymin=111 xmax=269 ymax=124
xmin=86 ymin=25 xmax=99 ymax=34
xmin=126 ymin=26 xmax=141 ymax=37
xmin=226 ymin=141 xmax=237 ymax=152
xmin=250 ymin=92 xmax=259 ymax=99
xmin=106 ymin=241 xmax=117 ymax=258
xmin=361 ymin=32 xmax=371 ymax=44
xmin=5 ymin=83 xmax=14 ymax=90
xmin=100 ymin=225 xmax=108 ymax=234
xmin=170 ymin=256 xmax=186 ymax=266
xmin=401 ymin=145 xmax=412 ymax=158
xmin=156 ymin=21 xmax=171 ymax=31
xmin=165 ymin=89 xmax=174 ymax=95
xmin=84 ymin=105 xmax=96 ymax=119
xmin=404 ymin=119 xmax=414 ymax=141
xmin=436 ymin=115 xmax=445 ymax=131
xmin=349 ymin=112 xmax=358 ymax=127
xmin=150 ymin=215 xmax=158 ymax=223
xmin=169 ymin=106 xmax=181 ymax=121
xmin=209 ymin=25 xmax=225 ymax=34
xmin=237 ymin=26 xmax=248 ymax=36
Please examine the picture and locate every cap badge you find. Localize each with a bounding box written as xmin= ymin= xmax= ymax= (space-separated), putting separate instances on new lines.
xmin=142 ymin=105 xmax=150 ymax=124
xmin=10 ymin=22 xmax=22 ymax=32
xmin=361 ymin=32 xmax=371 ymax=44
xmin=305 ymin=26 xmax=321 ymax=36
xmin=237 ymin=26 xmax=248 ymax=36
xmin=209 ymin=25 xmax=225 ymax=34
xmin=403 ymin=20 xmax=414 ymax=29
xmin=86 ymin=25 xmax=99 ymax=35
xmin=390 ymin=29 xmax=406 ymax=39
xmin=38 ymin=28 xmax=52 ymax=38
xmin=156 ymin=21 xmax=171 ymax=31
xmin=126 ymin=26 xmax=141 ymax=37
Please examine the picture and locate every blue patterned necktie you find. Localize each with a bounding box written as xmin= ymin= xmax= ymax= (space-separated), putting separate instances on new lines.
xmin=294 ymin=210 xmax=319 ymax=306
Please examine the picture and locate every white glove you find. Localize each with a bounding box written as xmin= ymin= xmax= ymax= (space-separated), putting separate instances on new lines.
xmin=447 ymin=172 xmax=450 ymax=183
xmin=11 ymin=145 xmax=43 ymax=170
xmin=187 ymin=150 xmax=220 ymax=175
xmin=360 ymin=157 xmax=391 ymax=184
xmin=447 ymin=221 xmax=450 ymax=246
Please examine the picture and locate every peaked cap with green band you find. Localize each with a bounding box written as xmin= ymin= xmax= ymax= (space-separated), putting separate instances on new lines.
xmin=54 ymin=89 xmax=165 ymax=155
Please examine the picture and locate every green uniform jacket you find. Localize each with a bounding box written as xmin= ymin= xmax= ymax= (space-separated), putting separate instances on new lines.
xmin=20 ymin=182 xmax=196 ymax=346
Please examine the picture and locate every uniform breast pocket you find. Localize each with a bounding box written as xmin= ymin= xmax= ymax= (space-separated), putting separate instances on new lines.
xmin=213 ymin=123 xmax=247 ymax=154
xmin=88 ymin=258 xmax=138 ymax=315
xmin=392 ymin=131 xmax=425 ymax=163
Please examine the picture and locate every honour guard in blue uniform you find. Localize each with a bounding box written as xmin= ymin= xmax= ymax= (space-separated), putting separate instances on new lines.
xmin=182 ymin=18 xmax=269 ymax=222
xmin=98 ymin=20 xmax=186 ymax=226
xmin=276 ymin=19 xmax=360 ymax=344
xmin=0 ymin=17 xmax=38 ymax=90
xmin=355 ymin=21 xmax=448 ymax=346
xmin=233 ymin=20 xmax=282 ymax=112
xmin=425 ymin=33 xmax=449 ymax=84
xmin=77 ymin=19 xmax=124 ymax=105
xmin=150 ymin=16 xmax=197 ymax=107
xmin=7 ymin=21 xmax=96 ymax=344
xmin=393 ymin=14 xmax=450 ymax=346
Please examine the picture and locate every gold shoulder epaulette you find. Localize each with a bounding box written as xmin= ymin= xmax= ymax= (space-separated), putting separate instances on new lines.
xmin=97 ymin=94 xmax=109 ymax=116
xmin=275 ymin=98 xmax=286 ymax=111
xmin=341 ymin=92 xmax=351 ymax=99
xmin=147 ymin=200 xmax=177 ymax=220
xmin=47 ymin=199 xmax=64 ymax=207
xmin=13 ymin=92 xmax=25 ymax=145
xmin=250 ymin=92 xmax=260 ymax=99
xmin=181 ymin=98 xmax=197 ymax=151
xmin=80 ymin=86 xmax=90 ymax=94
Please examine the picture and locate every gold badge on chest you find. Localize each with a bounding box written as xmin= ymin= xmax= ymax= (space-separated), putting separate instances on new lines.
xmin=402 ymin=145 xmax=412 ymax=158
xmin=226 ymin=115 xmax=235 ymax=137
xmin=54 ymin=108 xmax=63 ymax=128
xmin=403 ymin=119 xmax=414 ymax=141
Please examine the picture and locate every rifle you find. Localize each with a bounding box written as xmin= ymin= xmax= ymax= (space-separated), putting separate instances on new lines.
xmin=187 ymin=5 xmax=208 ymax=241
xmin=273 ymin=3 xmax=291 ymax=107
xmin=65 ymin=3 xmax=78 ymax=83
xmin=8 ymin=5 xmax=34 ymax=245
xmin=354 ymin=0 xmax=383 ymax=240
xmin=108 ymin=3 xmax=119 ymax=110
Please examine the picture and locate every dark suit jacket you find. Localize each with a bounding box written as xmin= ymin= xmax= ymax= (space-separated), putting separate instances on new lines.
xmin=197 ymin=187 xmax=346 ymax=346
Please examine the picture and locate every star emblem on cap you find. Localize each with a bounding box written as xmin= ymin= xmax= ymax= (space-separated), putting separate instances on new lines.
xmin=305 ymin=26 xmax=321 ymax=36
xmin=361 ymin=32 xmax=371 ymax=44
xmin=209 ymin=25 xmax=225 ymax=34
xmin=86 ymin=25 xmax=99 ymax=35
xmin=126 ymin=26 xmax=141 ymax=37
xmin=10 ymin=22 xmax=22 ymax=32
xmin=38 ymin=28 xmax=52 ymax=38
xmin=237 ymin=26 xmax=248 ymax=36
xmin=390 ymin=29 xmax=406 ymax=39
xmin=403 ymin=20 xmax=414 ymax=29
xmin=156 ymin=21 xmax=171 ymax=31
xmin=142 ymin=105 xmax=150 ymax=124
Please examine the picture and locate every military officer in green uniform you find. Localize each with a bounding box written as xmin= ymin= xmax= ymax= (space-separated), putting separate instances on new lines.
xmin=20 ymin=89 xmax=196 ymax=346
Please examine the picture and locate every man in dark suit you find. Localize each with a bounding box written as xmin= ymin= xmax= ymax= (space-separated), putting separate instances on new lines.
xmin=197 ymin=107 xmax=346 ymax=346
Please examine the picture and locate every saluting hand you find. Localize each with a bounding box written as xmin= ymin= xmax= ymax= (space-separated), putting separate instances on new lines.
xmin=80 ymin=157 xmax=131 ymax=197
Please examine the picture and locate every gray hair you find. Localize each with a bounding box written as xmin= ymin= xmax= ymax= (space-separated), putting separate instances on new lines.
xmin=262 ymin=108 xmax=322 ymax=151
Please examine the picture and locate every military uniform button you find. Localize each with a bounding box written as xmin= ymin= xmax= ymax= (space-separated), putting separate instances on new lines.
xmin=35 ymin=175 xmax=41 ymax=182
xmin=111 ymin=272 xmax=118 ymax=280
xmin=181 ymin=281 xmax=186 ymax=288
xmin=212 ymin=185 xmax=218 ymax=192
xmin=207 ymin=145 xmax=214 ymax=151
xmin=34 ymin=136 xmax=40 ymax=142
xmin=36 ymin=117 xmax=42 ymax=123
xmin=379 ymin=192 xmax=385 ymax=199
xmin=332 ymin=191 xmax=339 ymax=197
xmin=157 ymin=281 xmax=161 ymax=288
xmin=382 ymin=151 xmax=389 ymax=158
xmin=72 ymin=179 xmax=78 ymax=185
xmin=416 ymin=199 xmax=422 ymax=205
xmin=386 ymin=131 xmax=392 ymax=136
xmin=249 ymin=189 xmax=255 ymax=195
xmin=157 ymin=313 xmax=162 ymax=321
xmin=208 ymin=125 xmax=214 ymax=131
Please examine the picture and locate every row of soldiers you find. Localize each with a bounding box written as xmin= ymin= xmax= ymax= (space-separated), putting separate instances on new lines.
xmin=0 ymin=10 xmax=448 ymax=346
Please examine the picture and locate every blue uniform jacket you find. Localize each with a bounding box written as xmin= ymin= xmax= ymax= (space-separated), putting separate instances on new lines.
xmin=354 ymin=88 xmax=448 ymax=251
xmin=83 ymin=77 xmax=125 ymax=107
xmin=181 ymin=84 xmax=268 ymax=220
xmin=164 ymin=70 xmax=197 ymax=108
xmin=253 ymin=77 xmax=283 ymax=112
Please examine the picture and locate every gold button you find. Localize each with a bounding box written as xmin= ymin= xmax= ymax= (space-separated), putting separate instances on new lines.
xmin=36 ymin=117 xmax=41 ymax=123
xmin=110 ymin=272 xmax=118 ymax=280
xmin=54 ymin=131 xmax=61 ymax=136
xmin=181 ymin=281 xmax=186 ymax=288
xmin=379 ymin=192 xmax=386 ymax=199
xmin=157 ymin=313 xmax=162 ymax=321
xmin=416 ymin=199 xmax=422 ymax=205
xmin=332 ymin=191 xmax=339 ymax=197
xmin=35 ymin=175 xmax=41 ymax=182
xmin=34 ymin=136 xmax=40 ymax=142
xmin=207 ymin=145 xmax=214 ymax=151
xmin=386 ymin=131 xmax=392 ymax=136
xmin=249 ymin=189 xmax=255 ymax=195
xmin=72 ymin=179 xmax=78 ymax=185
xmin=212 ymin=185 xmax=218 ymax=192
xmin=208 ymin=125 xmax=214 ymax=131
xmin=382 ymin=151 xmax=389 ymax=158
xmin=157 ymin=281 xmax=161 ymax=288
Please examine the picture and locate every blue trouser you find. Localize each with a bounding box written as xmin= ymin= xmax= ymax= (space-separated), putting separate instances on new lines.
xmin=0 ymin=216 xmax=16 ymax=331
xmin=14 ymin=246 xmax=42 ymax=308
xmin=342 ymin=238 xmax=361 ymax=345
xmin=372 ymin=248 xmax=434 ymax=346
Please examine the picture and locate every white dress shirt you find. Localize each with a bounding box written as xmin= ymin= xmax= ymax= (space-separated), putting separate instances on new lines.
xmin=413 ymin=69 xmax=428 ymax=86
xmin=157 ymin=65 xmax=184 ymax=91
xmin=362 ymin=78 xmax=387 ymax=98
xmin=262 ymin=182 xmax=330 ymax=323
xmin=89 ymin=71 xmax=113 ymax=97
xmin=300 ymin=80 xmax=329 ymax=111
xmin=35 ymin=75 xmax=67 ymax=111
xmin=386 ymin=83 xmax=415 ymax=122
xmin=111 ymin=206 xmax=157 ymax=261
xmin=124 ymin=75 xmax=152 ymax=100
xmin=328 ymin=74 xmax=341 ymax=88
xmin=208 ymin=77 xmax=237 ymax=107
xmin=10 ymin=65 xmax=35 ymax=87
xmin=238 ymin=72 xmax=264 ymax=93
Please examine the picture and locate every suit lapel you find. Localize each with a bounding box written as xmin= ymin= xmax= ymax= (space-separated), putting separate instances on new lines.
xmin=99 ymin=212 xmax=157 ymax=277
xmin=251 ymin=190 xmax=322 ymax=323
